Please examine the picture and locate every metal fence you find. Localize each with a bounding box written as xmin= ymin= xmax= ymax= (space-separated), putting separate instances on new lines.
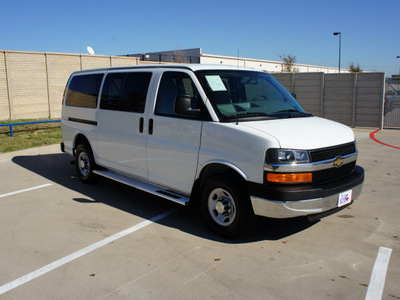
xmin=0 ymin=119 xmax=60 ymax=137
xmin=384 ymin=77 xmax=400 ymax=128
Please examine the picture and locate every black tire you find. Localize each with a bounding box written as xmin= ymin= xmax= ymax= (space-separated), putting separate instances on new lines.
xmin=75 ymin=143 xmax=96 ymax=183
xmin=201 ymin=176 xmax=256 ymax=238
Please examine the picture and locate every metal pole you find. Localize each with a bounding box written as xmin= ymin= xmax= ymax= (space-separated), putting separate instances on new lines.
xmin=338 ymin=34 xmax=341 ymax=73
xmin=334 ymin=32 xmax=341 ymax=73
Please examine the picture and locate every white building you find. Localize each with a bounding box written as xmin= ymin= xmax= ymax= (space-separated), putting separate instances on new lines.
xmin=127 ymin=48 xmax=347 ymax=73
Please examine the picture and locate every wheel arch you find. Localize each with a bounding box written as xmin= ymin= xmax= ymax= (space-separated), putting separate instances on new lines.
xmin=73 ymin=133 xmax=93 ymax=154
xmin=199 ymin=161 xmax=248 ymax=182
xmin=189 ymin=162 xmax=249 ymax=207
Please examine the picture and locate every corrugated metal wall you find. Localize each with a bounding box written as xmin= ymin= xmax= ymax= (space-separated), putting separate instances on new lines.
xmin=272 ymin=72 xmax=385 ymax=128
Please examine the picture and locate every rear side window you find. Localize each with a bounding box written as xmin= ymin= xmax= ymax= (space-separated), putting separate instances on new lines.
xmin=100 ymin=72 xmax=152 ymax=113
xmin=99 ymin=73 xmax=125 ymax=110
xmin=65 ymin=74 xmax=103 ymax=108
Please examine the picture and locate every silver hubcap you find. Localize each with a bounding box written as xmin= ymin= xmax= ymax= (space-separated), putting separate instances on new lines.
xmin=208 ymin=188 xmax=236 ymax=227
xmin=78 ymin=152 xmax=90 ymax=176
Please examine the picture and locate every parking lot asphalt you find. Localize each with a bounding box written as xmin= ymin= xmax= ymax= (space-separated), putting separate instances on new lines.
xmin=0 ymin=128 xmax=399 ymax=299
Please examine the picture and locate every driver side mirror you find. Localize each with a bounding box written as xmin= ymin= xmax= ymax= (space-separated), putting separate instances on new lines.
xmin=174 ymin=94 xmax=201 ymax=116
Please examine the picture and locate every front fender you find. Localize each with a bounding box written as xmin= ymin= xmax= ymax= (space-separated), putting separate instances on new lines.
xmin=197 ymin=160 xmax=248 ymax=182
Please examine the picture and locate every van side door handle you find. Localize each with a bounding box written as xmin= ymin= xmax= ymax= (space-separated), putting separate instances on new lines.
xmin=139 ymin=117 xmax=144 ymax=133
xmin=149 ymin=118 xmax=153 ymax=135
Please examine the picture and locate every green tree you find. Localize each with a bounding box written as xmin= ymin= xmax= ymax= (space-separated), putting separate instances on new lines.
xmin=349 ymin=62 xmax=363 ymax=73
xmin=280 ymin=54 xmax=298 ymax=72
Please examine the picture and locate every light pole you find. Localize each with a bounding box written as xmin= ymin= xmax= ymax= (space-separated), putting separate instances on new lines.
xmin=397 ymin=56 xmax=400 ymax=75
xmin=333 ymin=32 xmax=341 ymax=73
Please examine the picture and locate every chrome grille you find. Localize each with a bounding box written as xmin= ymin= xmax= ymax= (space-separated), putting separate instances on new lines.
xmin=313 ymin=162 xmax=356 ymax=184
xmin=310 ymin=142 xmax=356 ymax=163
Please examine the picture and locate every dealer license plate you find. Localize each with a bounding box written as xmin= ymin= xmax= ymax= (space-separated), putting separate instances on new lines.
xmin=338 ymin=190 xmax=352 ymax=207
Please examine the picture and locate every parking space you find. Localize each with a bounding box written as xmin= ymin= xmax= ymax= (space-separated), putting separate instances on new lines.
xmin=0 ymin=129 xmax=399 ymax=299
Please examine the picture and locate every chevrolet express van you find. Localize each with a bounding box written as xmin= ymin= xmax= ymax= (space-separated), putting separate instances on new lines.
xmin=61 ymin=64 xmax=364 ymax=237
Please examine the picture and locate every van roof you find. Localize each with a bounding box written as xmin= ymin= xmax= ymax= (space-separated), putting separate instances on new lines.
xmin=71 ymin=64 xmax=261 ymax=74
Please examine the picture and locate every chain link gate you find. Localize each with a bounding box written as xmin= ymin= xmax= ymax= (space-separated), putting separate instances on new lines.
xmin=384 ymin=77 xmax=400 ymax=128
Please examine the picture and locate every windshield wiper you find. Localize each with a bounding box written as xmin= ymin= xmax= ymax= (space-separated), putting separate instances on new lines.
xmin=237 ymin=112 xmax=272 ymax=117
xmin=225 ymin=112 xmax=273 ymax=119
xmin=221 ymin=112 xmax=274 ymax=123
xmin=273 ymin=110 xmax=312 ymax=118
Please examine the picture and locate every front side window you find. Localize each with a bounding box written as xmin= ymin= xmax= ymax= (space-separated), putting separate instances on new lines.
xmin=155 ymin=72 xmax=200 ymax=118
xmin=196 ymin=70 xmax=309 ymax=121
xmin=66 ymin=74 xmax=103 ymax=108
xmin=100 ymin=72 xmax=152 ymax=113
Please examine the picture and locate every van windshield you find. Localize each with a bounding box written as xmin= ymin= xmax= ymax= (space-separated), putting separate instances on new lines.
xmin=196 ymin=70 xmax=310 ymax=121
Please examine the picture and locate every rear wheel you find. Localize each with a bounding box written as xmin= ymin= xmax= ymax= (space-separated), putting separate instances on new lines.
xmin=201 ymin=176 xmax=256 ymax=238
xmin=75 ymin=143 xmax=96 ymax=183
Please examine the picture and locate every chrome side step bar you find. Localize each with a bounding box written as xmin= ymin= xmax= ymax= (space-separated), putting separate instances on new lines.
xmin=93 ymin=170 xmax=189 ymax=206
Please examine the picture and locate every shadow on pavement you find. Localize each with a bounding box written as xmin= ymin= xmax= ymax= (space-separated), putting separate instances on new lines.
xmin=12 ymin=152 xmax=317 ymax=243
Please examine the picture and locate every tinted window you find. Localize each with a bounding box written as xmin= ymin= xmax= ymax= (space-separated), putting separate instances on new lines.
xmin=119 ymin=73 xmax=152 ymax=113
xmin=66 ymin=74 xmax=103 ymax=108
xmin=100 ymin=73 xmax=125 ymax=110
xmin=100 ymin=72 xmax=152 ymax=113
xmin=155 ymin=72 xmax=200 ymax=118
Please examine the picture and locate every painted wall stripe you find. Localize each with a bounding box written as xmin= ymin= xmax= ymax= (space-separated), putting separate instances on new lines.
xmin=0 ymin=208 xmax=177 ymax=295
xmin=365 ymin=246 xmax=393 ymax=300
xmin=0 ymin=183 xmax=52 ymax=199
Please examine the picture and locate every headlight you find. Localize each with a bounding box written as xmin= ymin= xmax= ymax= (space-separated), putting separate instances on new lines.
xmin=266 ymin=149 xmax=310 ymax=164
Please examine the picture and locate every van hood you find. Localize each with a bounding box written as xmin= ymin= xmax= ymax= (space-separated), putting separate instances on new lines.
xmin=241 ymin=117 xmax=355 ymax=149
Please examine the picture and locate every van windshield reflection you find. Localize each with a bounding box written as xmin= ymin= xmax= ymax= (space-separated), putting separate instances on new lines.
xmin=196 ymin=70 xmax=310 ymax=121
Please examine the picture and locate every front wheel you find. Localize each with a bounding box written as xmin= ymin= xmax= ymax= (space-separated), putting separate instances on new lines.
xmin=201 ymin=176 xmax=256 ymax=238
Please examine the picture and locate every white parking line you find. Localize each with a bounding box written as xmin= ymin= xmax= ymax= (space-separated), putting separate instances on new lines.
xmin=0 ymin=208 xmax=177 ymax=295
xmin=0 ymin=183 xmax=52 ymax=199
xmin=365 ymin=246 xmax=393 ymax=300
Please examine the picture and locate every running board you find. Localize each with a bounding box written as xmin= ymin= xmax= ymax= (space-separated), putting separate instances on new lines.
xmin=93 ymin=170 xmax=189 ymax=206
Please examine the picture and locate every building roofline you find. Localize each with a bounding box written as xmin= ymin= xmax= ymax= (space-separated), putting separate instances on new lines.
xmin=201 ymin=52 xmax=344 ymax=71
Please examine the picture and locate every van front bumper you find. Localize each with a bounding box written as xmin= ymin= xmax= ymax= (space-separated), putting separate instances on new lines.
xmin=249 ymin=166 xmax=364 ymax=219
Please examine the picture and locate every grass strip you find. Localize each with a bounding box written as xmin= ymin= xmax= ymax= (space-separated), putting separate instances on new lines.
xmin=0 ymin=119 xmax=62 ymax=153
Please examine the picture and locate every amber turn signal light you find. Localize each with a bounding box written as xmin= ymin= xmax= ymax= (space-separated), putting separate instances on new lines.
xmin=266 ymin=172 xmax=312 ymax=183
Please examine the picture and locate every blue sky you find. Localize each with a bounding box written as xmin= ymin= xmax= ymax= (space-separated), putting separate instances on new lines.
xmin=1 ymin=0 xmax=399 ymax=75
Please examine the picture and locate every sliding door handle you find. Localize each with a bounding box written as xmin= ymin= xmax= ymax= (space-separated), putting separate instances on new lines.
xmin=149 ymin=118 xmax=153 ymax=135
xmin=139 ymin=117 xmax=144 ymax=133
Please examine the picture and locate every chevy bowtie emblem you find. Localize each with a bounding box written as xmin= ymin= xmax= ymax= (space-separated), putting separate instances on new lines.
xmin=333 ymin=156 xmax=344 ymax=167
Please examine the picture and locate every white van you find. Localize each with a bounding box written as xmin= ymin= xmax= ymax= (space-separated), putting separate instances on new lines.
xmin=61 ymin=64 xmax=364 ymax=238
